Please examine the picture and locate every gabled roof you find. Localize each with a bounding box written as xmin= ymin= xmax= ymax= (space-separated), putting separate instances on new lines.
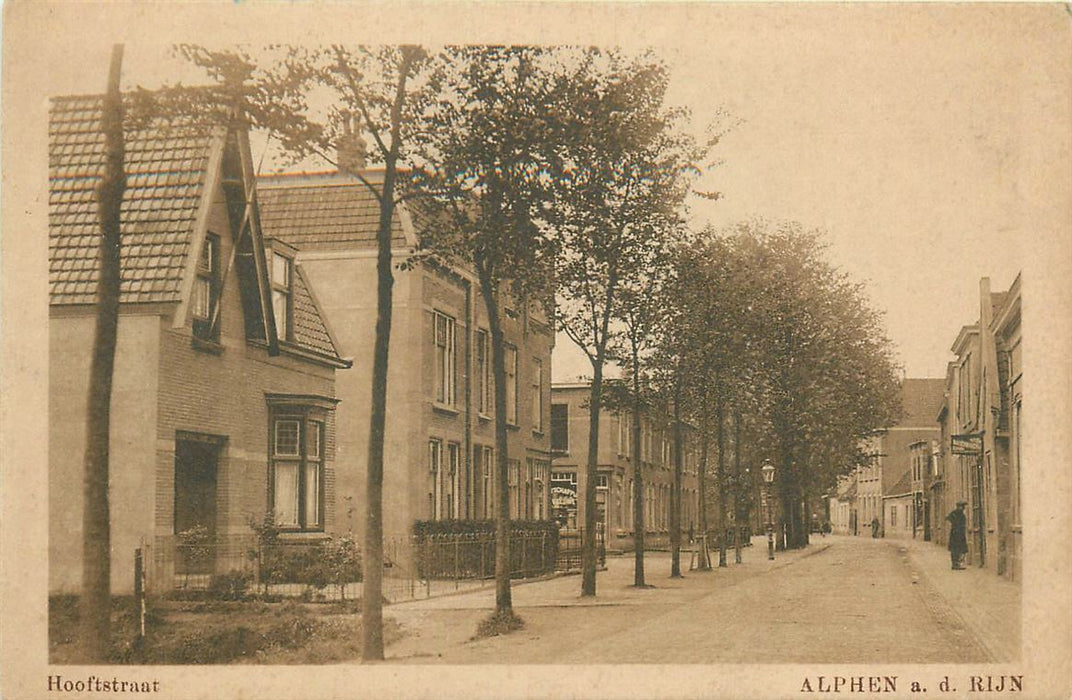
xmin=899 ymin=378 xmax=945 ymax=427
xmin=291 ymin=264 xmax=344 ymax=360
xmin=883 ymin=470 xmax=914 ymax=498
xmin=49 ymin=94 xmax=347 ymax=367
xmin=50 ymin=95 xmax=215 ymax=305
xmin=257 ymin=172 xmax=411 ymax=251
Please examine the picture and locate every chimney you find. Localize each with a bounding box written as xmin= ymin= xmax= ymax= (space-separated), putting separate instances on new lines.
xmin=336 ymin=113 xmax=367 ymax=175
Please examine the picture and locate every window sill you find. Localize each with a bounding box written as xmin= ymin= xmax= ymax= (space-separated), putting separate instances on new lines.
xmin=277 ymin=530 xmax=329 ymax=541
xmin=191 ymin=336 xmax=224 ymax=355
xmin=478 ymin=413 xmax=492 ymax=422
xmin=506 ymin=423 xmax=520 ymax=432
xmin=532 ymin=429 xmax=544 ymax=437
xmin=431 ymin=402 xmax=460 ymax=416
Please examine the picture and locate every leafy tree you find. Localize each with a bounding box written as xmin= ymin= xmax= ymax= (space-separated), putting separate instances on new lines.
xmin=712 ymin=222 xmax=902 ymax=549
xmin=408 ymin=46 xmax=562 ymax=621
xmin=552 ymin=49 xmax=707 ymax=595
xmin=613 ymin=264 xmax=668 ymax=586
xmin=171 ymin=43 xmax=432 ymax=660
xmin=80 ymin=43 xmax=125 ymax=663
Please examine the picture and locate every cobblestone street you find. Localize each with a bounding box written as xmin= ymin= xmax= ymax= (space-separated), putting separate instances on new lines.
xmin=382 ymin=535 xmax=1019 ymax=664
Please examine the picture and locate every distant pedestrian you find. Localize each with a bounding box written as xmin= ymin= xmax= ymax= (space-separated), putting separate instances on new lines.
xmin=870 ymin=517 xmax=880 ymax=538
xmin=946 ymin=501 xmax=968 ymax=570
xmin=688 ymin=522 xmax=695 ymax=545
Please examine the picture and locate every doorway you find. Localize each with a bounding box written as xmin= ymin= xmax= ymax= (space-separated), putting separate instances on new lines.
xmin=174 ymin=435 xmax=221 ymax=574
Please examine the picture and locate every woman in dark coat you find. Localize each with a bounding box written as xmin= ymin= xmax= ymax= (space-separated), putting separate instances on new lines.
xmin=946 ymin=501 xmax=968 ymax=569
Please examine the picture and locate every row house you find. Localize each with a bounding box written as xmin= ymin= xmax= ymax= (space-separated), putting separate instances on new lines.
xmin=549 ymin=383 xmax=701 ymax=550
xmin=257 ymin=165 xmax=554 ymax=562
xmin=934 ymin=275 xmax=1022 ymax=581
xmin=830 ymin=378 xmax=944 ymax=537
xmin=49 ymin=96 xmax=349 ymax=593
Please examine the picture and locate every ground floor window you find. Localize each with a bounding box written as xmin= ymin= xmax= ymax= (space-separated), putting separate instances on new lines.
xmin=271 ymin=416 xmax=324 ymax=531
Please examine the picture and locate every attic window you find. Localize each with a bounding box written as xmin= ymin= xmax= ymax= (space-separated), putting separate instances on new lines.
xmin=272 ymin=252 xmax=292 ymax=342
xmin=192 ymin=233 xmax=220 ymax=341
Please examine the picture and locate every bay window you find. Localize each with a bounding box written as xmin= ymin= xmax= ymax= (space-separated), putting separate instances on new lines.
xmin=271 ymin=417 xmax=323 ymax=530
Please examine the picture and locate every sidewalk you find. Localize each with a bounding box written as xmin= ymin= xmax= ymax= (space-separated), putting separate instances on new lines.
xmin=886 ymin=535 xmax=1021 ymax=662
xmin=381 ymin=539 xmax=824 ymax=662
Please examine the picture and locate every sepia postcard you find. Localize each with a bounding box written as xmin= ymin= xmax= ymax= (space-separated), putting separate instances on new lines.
xmin=2 ymin=1 xmax=1070 ymax=698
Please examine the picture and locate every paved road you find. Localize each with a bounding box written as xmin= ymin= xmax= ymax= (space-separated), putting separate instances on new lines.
xmin=383 ymin=536 xmax=1003 ymax=664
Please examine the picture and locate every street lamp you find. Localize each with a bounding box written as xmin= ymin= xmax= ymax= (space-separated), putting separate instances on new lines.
xmin=762 ymin=460 xmax=775 ymax=561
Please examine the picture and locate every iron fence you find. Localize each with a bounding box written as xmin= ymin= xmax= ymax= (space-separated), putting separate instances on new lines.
xmin=142 ymin=527 xmax=602 ymax=604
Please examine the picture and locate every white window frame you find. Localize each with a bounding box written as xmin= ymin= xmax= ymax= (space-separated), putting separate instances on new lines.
xmin=447 ymin=441 xmax=460 ymax=519
xmin=192 ymin=233 xmax=221 ymax=340
xmin=271 ymin=416 xmax=324 ymax=531
xmin=476 ymin=329 xmax=491 ymax=416
xmin=429 ymin=438 xmax=443 ymax=520
xmin=531 ymin=358 xmax=543 ymax=433
xmin=271 ymin=251 xmax=292 ymax=342
xmin=433 ymin=311 xmax=457 ymax=406
xmin=505 ymin=344 xmax=518 ymax=425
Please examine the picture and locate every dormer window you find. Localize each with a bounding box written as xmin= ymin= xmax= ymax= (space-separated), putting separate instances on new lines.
xmin=271 ymin=251 xmax=292 ymax=341
xmin=192 ymin=233 xmax=220 ymax=341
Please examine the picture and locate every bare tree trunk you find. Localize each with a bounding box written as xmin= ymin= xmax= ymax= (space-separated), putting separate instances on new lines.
xmin=716 ymin=390 xmax=727 ymax=567
xmin=669 ymin=380 xmax=683 ymax=578
xmin=81 ymin=44 xmax=125 ymax=663
xmin=733 ymin=408 xmax=743 ymax=564
xmin=362 ymin=48 xmax=417 ymax=662
xmin=581 ymin=355 xmax=604 ymax=596
xmin=698 ymin=420 xmax=709 ymax=535
xmin=481 ymin=277 xmax=514 ymax=615
xmin=631 ymin=346 xmax=648 ymax=587
xmin=694 ymin=411 xmax=711 ymax=571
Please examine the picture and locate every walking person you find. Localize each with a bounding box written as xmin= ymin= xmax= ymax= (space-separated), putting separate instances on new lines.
xmin=870 ymin=517 xmax=880 ymax=538
xmin=946 ymin=500 xmax=968 ymax=570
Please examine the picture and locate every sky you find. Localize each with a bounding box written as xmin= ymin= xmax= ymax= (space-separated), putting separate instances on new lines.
xmin=25 ymin=3 xmax=1067 ymax=382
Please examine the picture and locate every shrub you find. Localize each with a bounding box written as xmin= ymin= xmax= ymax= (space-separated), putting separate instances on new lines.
xmin=472 ymin=609 xmax=524 ymax=640
xmin=208 ymin=570 xmax=253 ymax=601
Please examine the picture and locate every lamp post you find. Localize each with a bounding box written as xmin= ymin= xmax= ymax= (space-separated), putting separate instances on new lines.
xmin=762 ymin=460 xmax=775 ymax=560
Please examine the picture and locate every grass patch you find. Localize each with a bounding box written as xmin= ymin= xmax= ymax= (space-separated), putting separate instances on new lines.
xmin=50 ymin=595 xmax=402 ymax=664
xmin=472 ymin=609 xmax=524 ymax=640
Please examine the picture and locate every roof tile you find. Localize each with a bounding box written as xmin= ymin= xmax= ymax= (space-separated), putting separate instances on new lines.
xmin=49 ymin=95 xmax=215 ymax=305
xmin=257 ymin=174 xmax=407 ymax=251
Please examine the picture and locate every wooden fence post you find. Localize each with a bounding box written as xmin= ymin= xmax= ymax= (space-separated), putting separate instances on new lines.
xmin=133 ymin=547 xmax=145 ymax=640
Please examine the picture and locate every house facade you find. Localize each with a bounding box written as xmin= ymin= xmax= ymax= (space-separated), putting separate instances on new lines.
xmin=549 ymin=383 xmax=701 ymax=551
xmin=936 ymin=275 xmax=1022 ymax=581
xmin=833 ymin=378 xmax=944 ymax=538
xmin=49 ymin=97 xmax=348 ymax=594
xmin=257 ymin=171 xmax=555 ymax=562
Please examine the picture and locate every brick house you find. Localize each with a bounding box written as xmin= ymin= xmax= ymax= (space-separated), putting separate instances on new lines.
xmin=549 ymin=382 xmax=701 ymax=551
xmin=881 ymin=471 xmax=915 ymax=539
xmin=257 ymin=170 xmax=555 ymax=561
xmin=49 ymin=96 xmax=349 ymax=594
xmin=937 ymin=274 xmax=1022 ymax=580
xmin=844 ymin=378 xmax=944 ymax=538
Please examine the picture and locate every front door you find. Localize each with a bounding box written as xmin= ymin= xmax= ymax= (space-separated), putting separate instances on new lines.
xmin=175 ymin=436 xmax=220 ymax=574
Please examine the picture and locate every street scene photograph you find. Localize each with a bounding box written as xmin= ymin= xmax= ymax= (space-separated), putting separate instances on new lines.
xmin=3 ymin=2 xmax=1070 ymax=699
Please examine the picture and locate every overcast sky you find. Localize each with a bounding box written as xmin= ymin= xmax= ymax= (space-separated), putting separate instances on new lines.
xmin=31 ymin=3 xmax=1066 ymax=382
